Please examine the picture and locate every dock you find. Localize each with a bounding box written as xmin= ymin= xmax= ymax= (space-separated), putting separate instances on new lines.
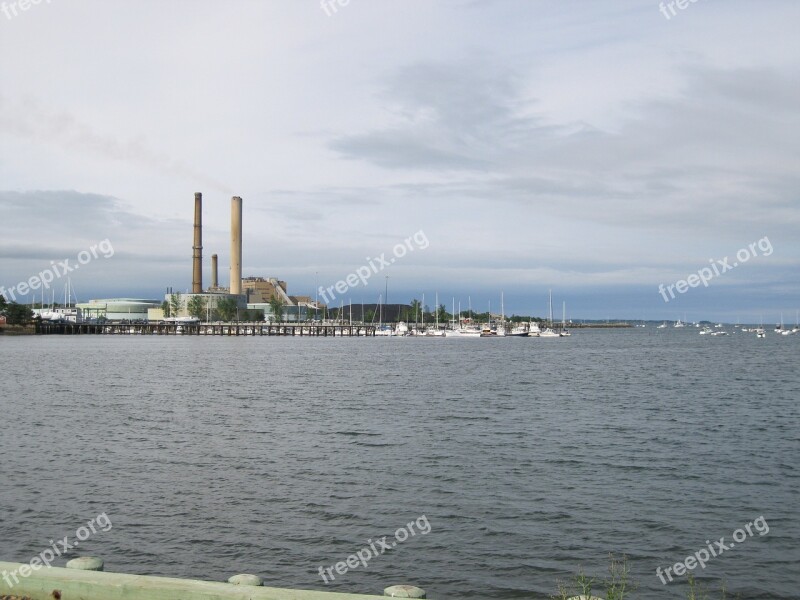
xmin=34 ymin=322 xmax=377 ymax=337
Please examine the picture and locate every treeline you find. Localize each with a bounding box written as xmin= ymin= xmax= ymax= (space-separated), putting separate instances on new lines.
xmin=0 ymin=294 xmax=34 ymax=325
xmin=163 ymin=294 xmax=264 ymax=322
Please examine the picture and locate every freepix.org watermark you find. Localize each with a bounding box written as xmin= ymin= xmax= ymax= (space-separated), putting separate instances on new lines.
xmin=0 ymin=239 xmax=114 ymax=302
xmin=658 ymin=236 xmax=773 ymax=303
xmin=659 ymin=0 xmax=701 ymax=21
xmin=318 ymin=230 xmax=429 ymax=305
xmin=1 ymin=0 xmax=51 ymax=21
xmin=320 ymin=0 xmax=351 ymax=17
xmin=1 ymin=512 xmax=113 ymax=589
xmin=656 ymin=516 xmax=769 ymax=585
xmin=318 ymin=515 xmax=431 ymax=584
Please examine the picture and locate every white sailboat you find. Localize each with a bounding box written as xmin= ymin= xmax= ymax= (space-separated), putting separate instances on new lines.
xmin=775 ymin=314 xmax=785 ymax=334
xmin=539 ymin=290 xmax=560 ymax=338
xmin=560 ymin=301 xmax=571 ymax=336
xmin=495 ymin=292 xmax=506 ymax=336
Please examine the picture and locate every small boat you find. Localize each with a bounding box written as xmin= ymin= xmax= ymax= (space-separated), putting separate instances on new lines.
xmin=711 ymin=331 xmax=729 ymax=336
xmin=699 ymin=326 xmax=713 ymax=335
xmin=657 ymin=322 xmax=668 ymax=329
xmin=674 ymin=319 xmax=685 ymax=328
xmin=755 ymin=328 xmax=766 ymax=338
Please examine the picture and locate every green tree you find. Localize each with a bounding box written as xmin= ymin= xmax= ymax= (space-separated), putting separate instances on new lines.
xmin=268 ymin=296 xmax=285 ymax=323
xmin=437 ymin=303 xmax=450 ymax=323
xmin=217 ymin=298 xmax=238 ymax=322
xmin=187 ymin=296 xmax=208 ymax=320
xmin=244 ymin=309 xmax=264 ymax=322
xmin=169 ymin=293 xmax=183 ymax=318
xmin=161 ymin=300 xmax=170 ymax=318
xmin=4 ymin=302 xmax=33 ymax=325
xmin=409 ymin=299 xmax=422 ymax=323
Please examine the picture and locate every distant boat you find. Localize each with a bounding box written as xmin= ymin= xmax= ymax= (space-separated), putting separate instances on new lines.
xmin=775 ymin=314 xmax=785 ymax=333
xmin=560 ymin=301 xmax=571 ymax=336
xmin=756 ymin=328 xmax=766 ymax=338
xmin=674 ymin=319 xmax=685 ymax=328
xmin=657 ymin=322 xmax=668 ymax=329
xmin=538 ymin=290 xmax=561 ymax=338
xmin=539 ymin=328 xmax=560 ymax=338
xmin=527 ymin=322 xmax=541 ymax=337
xmin=699 ymin=326 xmax=713 ymax=335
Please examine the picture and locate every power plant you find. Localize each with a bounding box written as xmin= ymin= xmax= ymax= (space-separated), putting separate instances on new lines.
xmin=146 ymin=193 xmax=319 ymax=322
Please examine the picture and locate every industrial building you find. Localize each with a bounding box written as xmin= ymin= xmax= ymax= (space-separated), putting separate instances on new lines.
xmin=76 ymin=299 xmax=161 ymax=321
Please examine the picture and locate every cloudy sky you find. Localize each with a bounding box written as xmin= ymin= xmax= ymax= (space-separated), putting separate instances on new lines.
xmin=1 ymin=0 xmax=798 ymax=321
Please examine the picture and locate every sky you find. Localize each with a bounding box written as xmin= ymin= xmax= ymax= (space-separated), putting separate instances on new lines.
xmin=1 ymin=0 xmax=798 ymax=322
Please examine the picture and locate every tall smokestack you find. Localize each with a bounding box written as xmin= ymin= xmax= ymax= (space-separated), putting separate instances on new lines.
xmin=230 ymin=196 xmax=243 ymax=295
xmin=211 ymin=254 xmax=218 ymax=289
xmin=192 ymin=192 xmax=203 ymax=293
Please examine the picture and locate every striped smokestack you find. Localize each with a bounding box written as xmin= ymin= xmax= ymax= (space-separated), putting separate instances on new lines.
xmin=211 ymin=254 xmax=218 ymax=289
xmin=192 ymin=192 xmax=203 ymax=293
xmin=230 ymin=196 xmax=242 ymax=295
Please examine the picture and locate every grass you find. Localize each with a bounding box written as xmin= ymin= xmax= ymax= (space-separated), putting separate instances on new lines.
xmin=550 ymin=556 xmax=740 ymax=600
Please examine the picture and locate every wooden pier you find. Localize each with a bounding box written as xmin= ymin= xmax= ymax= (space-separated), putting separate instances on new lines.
xmin=35 ymin=321 xmax=377 ymax=337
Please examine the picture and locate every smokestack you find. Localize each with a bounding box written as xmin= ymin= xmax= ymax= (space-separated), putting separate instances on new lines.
xmin=230 ymin=196 xmax=242 ymax=295
xmin=211 ymin=254 xmax=218 ymax=289
xmin=192 ymin=192 xmax=203 ymax=293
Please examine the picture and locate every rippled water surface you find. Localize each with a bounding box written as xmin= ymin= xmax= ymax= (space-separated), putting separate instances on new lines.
xmin=1 ymin=329 xmax=798 ymax=599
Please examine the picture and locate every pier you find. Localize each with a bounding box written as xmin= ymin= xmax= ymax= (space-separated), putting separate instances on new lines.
xmin=0 ymin=559 xmax=427 ymax=600
xmin=34 ymin=321 xmax=377 ymax=337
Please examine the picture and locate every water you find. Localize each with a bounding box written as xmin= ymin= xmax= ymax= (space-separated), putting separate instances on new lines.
xmin=1 ymin=329 xmax=798 ymax=599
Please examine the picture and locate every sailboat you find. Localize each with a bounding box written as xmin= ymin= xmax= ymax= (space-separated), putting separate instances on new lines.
xmin=539 ymin=290 xmax=560 ymax=338
xmin=426 ymin=292 xmax=445 ymax=336
xmin=560 ymin=301 xmax=571 ymax=337
xmin=775 ymin=314 xmax=785 ymax=334
xmin=657 ymin=321 xmax=668 ymax=329
xmin=755 ymin=316 xmax=766 ymax=338
xmin=495 ymin=293 xmax=507 ymax=336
